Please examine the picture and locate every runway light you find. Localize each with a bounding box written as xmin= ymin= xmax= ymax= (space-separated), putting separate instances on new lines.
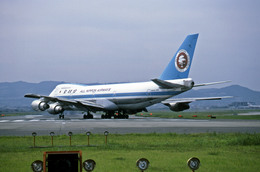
xmin=136 ymin=158 xmax=149 ymax=171
xmin=187 ymin=157 xmax=200 ymax=171
xmin=178 ymin=115 xmax=183 ymax=118
xmin=83 ymin=159 xmax=96 ymax=172
xmin=150 ymin=113 xmax=152 ymax=116
xmin=192 ymin=115 xmax=197 ymax=117
xmin=31 ymin=160 xmax=43 ymax=172
xmin=104 ymin=130 xmax=109 ymax=136
xmin=68 ymin=131 xmax=73 ymax=136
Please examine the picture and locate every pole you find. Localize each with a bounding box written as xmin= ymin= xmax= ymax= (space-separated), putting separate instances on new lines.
xmin=68 ymin=132 xmax=73 ymax=146
xmin=32 ymin=132 xmax=37 ymax=148
xmin=33 ymin=136 xmax=35 ymax=148
xmin=104 ymin=131 xmax=109 ymax=145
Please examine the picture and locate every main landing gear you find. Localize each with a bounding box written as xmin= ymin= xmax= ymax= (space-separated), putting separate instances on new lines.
xmin=83 ymin=112 xmax=94 ymax=119
xmin=101 ymin=111 xmax=129 ymax=119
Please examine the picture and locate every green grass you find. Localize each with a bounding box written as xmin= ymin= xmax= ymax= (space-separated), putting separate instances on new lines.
xmin=0 ymin=133 xmax=260 ymax=171
xmin=137 ymin=109 xmax=260 ymax=120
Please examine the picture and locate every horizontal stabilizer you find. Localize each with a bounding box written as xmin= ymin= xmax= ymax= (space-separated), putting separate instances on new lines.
xmin=162 ymin=96 xmax=233 ymax=104
xmin=194 ymin=81 xmax=231 ymax=87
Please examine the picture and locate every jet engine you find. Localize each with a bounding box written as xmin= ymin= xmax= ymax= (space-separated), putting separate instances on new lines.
xmin=47 ymin=103 xmax=64 ymax=114
xmin=184 ymin=80 xmax=194 ymax=89
xmin=31 ymin=100 xmax=49 ymax=111
xmin=168 ymin=102 xmax=190 ymax=112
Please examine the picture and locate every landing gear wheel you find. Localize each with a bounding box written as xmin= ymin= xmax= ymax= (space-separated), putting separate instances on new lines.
xmin=59 ymin=114 xmax=64 ymax=119
xmin=83 ymin=113 xmax=93 ymax=119
xmin=88 ymin=114 xmax=94 ymax=119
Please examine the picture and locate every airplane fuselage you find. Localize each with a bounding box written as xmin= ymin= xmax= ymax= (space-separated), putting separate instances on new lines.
xmin=49 ymin=78 xmax=192 ymax=113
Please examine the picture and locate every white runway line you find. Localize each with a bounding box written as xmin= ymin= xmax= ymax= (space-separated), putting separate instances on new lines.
xmin=46 ymin=119 xmax=56 ymax=122
xmin=25 ymin=115 xmax=43 ymax=118
xmin=29 ymin=119 xmax=40 ymax=122
xmin=0 ymin=120 xmax=10 ymax=123
xmin=13 ymin=120 xmax=24 ymax=122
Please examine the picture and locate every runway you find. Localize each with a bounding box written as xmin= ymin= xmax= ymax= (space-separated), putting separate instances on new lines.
xmin=0 ymin=114 xmax=260 ymax=136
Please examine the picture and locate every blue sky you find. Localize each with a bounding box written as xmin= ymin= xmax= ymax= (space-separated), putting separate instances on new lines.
xmin=0 ymin=0 xmax=259 ymax=91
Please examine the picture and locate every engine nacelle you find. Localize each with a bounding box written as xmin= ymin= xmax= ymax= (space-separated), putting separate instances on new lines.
xmin=31 ymin=100 xmax=49 ymax=111
xmin=168 ymin=102 xmax=190 ymax=112
xmin=183 ymin=79 xmax=195 ymax=89
xmin=47 ymin=104 xmax=64 ymax=114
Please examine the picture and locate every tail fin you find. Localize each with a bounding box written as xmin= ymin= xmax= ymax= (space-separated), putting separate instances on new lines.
xmin=159 ymin=34 xmax=199 ymax=80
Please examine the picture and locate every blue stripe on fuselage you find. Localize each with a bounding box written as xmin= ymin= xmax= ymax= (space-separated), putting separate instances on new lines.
xmin=56 ymin=90 xmax=183 ymax=100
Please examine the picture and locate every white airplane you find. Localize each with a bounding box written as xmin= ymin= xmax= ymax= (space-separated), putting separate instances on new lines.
xmin=25 ymin=34 xmax=230 ymax=119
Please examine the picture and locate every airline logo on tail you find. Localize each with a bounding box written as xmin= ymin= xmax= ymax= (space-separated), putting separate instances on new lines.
xmin=175 ymin=49 xmax=190 ymax=72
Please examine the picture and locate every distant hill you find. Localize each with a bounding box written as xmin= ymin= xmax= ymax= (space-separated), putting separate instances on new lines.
xmin=0 ymin=81 xmax=259 ymax=110
xmin=173 ymin=85 xmax=260 ymax=109
xmin=0 ymin=81 xmax=64 ymax=108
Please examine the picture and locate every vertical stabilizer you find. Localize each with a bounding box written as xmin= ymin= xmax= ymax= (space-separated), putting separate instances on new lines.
xmin=159 ymin=34 xmax=199 ymax=80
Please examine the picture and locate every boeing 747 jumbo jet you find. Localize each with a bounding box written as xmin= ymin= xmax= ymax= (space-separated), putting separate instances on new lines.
xmin=25 ymin=34 xmax=230 ymax=119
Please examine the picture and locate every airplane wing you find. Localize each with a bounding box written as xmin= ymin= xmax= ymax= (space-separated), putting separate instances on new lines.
xmin=24 ymin=93 xmax=105 ymax=111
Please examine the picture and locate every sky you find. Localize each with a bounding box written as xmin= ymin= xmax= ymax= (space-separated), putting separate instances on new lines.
xmin=0 ymin=0 xmax=260 ymax=91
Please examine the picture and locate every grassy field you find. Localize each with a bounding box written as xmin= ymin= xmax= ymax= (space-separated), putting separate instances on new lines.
xmin=0 ymin=133 xmax=260 ymax=171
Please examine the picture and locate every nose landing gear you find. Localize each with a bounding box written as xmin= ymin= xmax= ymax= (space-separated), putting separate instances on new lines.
xmin=59 ymin=113 xmax=65 ymax=119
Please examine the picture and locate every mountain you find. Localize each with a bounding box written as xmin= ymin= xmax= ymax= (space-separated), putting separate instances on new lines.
xmin=0 ymin=81 xmax=64 ymax=108
xmin=174 ymin=85 xmax=260 ymax=108
xmin=0 ymin=81 xmax=259 ymax=110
